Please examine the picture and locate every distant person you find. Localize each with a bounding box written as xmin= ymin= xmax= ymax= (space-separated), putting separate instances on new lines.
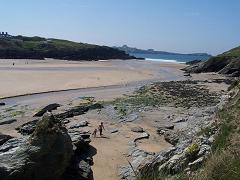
xmin=92 ymin=129 xmax=98 ymax=138
xmin=98 ymin=122 xmax=105 ymax=136
xmin=12 ymin=62 xmax=15 ymax=66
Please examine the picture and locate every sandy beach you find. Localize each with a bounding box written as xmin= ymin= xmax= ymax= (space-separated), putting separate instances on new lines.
xmin=0 ymin=59 xmax=229 ymax=180
xmin=0 ymin=59 xmax=185 ymax=98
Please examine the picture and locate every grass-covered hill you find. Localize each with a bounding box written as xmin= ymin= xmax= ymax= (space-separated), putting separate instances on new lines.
xmin=0 ymin=36 xmax=135 ymax=60
xmin=184 ymin=46 xmax=240 ymax=77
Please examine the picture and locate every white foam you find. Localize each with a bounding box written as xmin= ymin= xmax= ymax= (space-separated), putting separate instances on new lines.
xmin=145 ymin=58 xmax=186 ymax=64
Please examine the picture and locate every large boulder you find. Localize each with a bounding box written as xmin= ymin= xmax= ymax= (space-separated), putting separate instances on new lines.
xmin=0 ymin=114 xmax=73 ymax=180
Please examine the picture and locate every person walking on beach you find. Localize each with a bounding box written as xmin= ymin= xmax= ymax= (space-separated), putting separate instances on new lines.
xmin=92 ymin=129 xmax=98 ymax=138
xmin=98 ymin=122 xmax=105 ymax=136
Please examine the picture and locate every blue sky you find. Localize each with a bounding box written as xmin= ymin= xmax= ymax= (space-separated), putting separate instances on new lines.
xmin=0 ymin=0 xmax=239 ymax=55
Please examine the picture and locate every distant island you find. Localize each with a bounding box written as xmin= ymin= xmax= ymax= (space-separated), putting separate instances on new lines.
xmin=114 ymin=45 xmax=212 ymax=62
xmin=0 ymin=33 xmax=135 ymax=60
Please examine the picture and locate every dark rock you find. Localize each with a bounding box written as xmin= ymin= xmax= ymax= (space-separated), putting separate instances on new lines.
xmin=131 ymin=126 xmax=144 ymax=133
xmin=0 ymin=119 xmax=17 ymax=125
xmin=0 ymin=114 xmax=73 ymax=180
xmin=33 ymin=103 xmax=60 ymax=117
xmin=64 ymin=145 xmax=96 ymax=180
xmin=56 ymin=103 xmax=103 ymax=120
xmin=0 ymin=137 xmax=26 ymax=153
xmin=0 ymin=133 xmax=13 ymax=146
xmin=78 ymin=160 xmax=92 ymax=179
xmin=110 ymin=129 xmax=119 ymax=133
xmin=55 ymin=106 xmax=89 ymax=119
xmin=16 ymin=119 xmax=39 ymax=135
xmin=88 ymin=103 xmax=103 ymax=110
xmin=69 ymin=121 xmax=89 ymax=129
xmin=0 ymin=102 xmax=5 ymax=106
xmin=164 ymin=131 xmax=179 ymax=146
xmin=69 ymin=131 xmax=91 ymax=153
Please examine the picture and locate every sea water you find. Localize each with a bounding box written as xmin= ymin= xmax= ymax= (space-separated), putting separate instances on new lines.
xmin=130 ymin=53 xmax=210 ymax=64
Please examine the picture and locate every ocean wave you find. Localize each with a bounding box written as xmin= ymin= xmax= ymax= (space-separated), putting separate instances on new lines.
xmin=145 ymin=58 xmax=186 ymax=64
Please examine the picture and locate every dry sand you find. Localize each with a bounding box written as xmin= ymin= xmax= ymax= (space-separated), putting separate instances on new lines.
xmin=0 ymin=59 xmax=185 ymax=98
xmin=66 ymin=111 xmax=171 ymax=180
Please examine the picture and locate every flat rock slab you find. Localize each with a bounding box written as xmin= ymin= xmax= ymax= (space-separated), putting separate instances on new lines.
xmin=157 ymin=123 xmax=174 ymax=130
xmin=34 ymin=103 xmax=61 ymax=117
xmin=0 ymin=119 xmax=17 ymax=125
xmin=134 ymin=132 xmax=150 ymax=142
xmin=131 ymin=126 xmax=144 ymax=133
xmin=69 ymin=121 xmax=89 ymax=129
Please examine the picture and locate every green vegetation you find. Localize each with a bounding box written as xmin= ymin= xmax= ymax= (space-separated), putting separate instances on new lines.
xmin=184 ymin=46 xmax=240 ymax=76
xmin=0 ymin=35 xmax=134 ymax=60
xmin=195 ymin=82 xmax=240 ymax=180
xmin=113 ymin=81 xmax=220 ymax=117
xmin=186 ymin=143 xmax=200 ymax=160
xmin=78 ymin=96 xmax=96 ymax=105
xmin=10 ymin=110 xmax=25 ymax=117
xmin=220 ymin=46 xmax=240 ymax=57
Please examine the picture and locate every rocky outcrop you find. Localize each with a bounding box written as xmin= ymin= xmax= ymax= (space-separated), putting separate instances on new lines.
xmin=33 ymin=103 xmax=60 ymax=117
xmin=70 ymin=121 xmax=89 ymax=129
xmin=55 ymin=103 xmax=103 ymax=120
xmin=0 ymin=119 xmax=16 ymax=125
xmin=0 ymin=114 xmax=73 ymax=180
xmin=0 ymin=133 xmax=13 ymax=146
xmin=16 ymin=119 xmax=39 ymax=135
xmin=64 ymin=131 xmax=94 ymax=180
xmin=183 ymin=46 xmax=240 ymax=77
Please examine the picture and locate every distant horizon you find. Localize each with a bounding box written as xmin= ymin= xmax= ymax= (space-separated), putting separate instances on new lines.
xmin=1 ymin=0 xmax=240 ymax=56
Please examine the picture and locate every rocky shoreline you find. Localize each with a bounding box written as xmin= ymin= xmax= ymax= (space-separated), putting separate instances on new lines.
xmin=0 ymin=76 xmax=233 ymax=180
xmin=116 ymin=80 xmax=231 ymax=179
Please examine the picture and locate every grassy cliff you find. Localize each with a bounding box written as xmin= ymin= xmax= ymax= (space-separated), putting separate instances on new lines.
xmin=0 ymin=36 xmax=134 ymax=60
xmin=196 ymin=81 xmax=240 ymax=179
xmin=184 ymin=46 xmax=240 ymax=77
